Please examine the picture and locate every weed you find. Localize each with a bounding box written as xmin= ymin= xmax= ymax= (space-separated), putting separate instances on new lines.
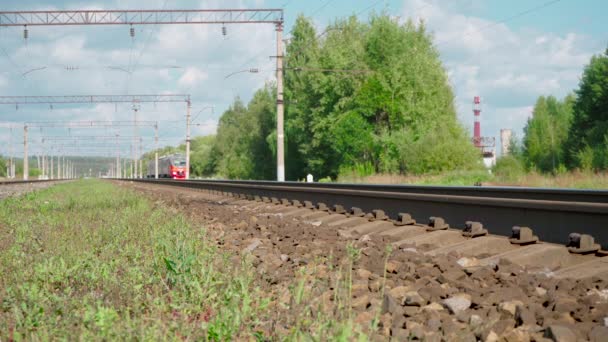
xmin=0 ymin=180 xmax=367 ymax=340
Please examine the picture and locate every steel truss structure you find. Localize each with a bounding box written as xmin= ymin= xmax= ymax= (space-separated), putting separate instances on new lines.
xmin=0 ymin=9 xmax=283 ymax=26
xmin=0 ymin=95 xmax=189 ymax=105
xmin=26 ymin=120 xmax=158 ymax=128
xmin=6 ymin=95 xmax=189 ymax=180
xmin=0 ymin=8 xmax=286 ymax=182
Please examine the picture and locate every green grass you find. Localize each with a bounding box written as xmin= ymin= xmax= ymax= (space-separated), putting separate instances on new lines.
xmin=0 ymin=180 xmax=366 ymax=340
xmin=337 ymin=169 xmax=608 ymax=189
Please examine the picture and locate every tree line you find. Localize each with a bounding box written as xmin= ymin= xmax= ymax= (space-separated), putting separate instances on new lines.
xmin=504 ymin=48 xmax=608 ymax=174
xmin=160 ymin=14 xmax=481 ymax=180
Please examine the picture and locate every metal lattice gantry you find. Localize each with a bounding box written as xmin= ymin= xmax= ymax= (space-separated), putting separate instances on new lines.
xmin=0 ymin=94 xmax=190 ymax=104
xmin=0 ymin=9 xmax=283 ymax=26
xmin=0 ymin=8 xmax=286 ymax=181
xmin=2 ymin=94 xmax=189 ymax=180
xmin=26 ymin=120 xmax=158 ymax=128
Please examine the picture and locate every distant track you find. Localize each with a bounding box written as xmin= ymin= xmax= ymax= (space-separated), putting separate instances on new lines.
xmin=0 ymin=179 xmax=67 ymax=200
xmin=124 ymin=179 xmax=608 ymax=250
xmin=0 ymin=179 xmax=64 ymax=185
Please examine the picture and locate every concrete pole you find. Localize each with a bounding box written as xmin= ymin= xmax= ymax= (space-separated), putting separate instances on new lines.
xmin=155 ymin=123 xmax=159 ymax=179
xmin=23 ymin=125 xmax=28 ymax=180
xmin=116 ymin=134 xmax=120 ymax=179
xmin=50 ymin=154 xmax=54 ymax=179
xmin=130 ymin=144 xmax=134 ymax=179
xmin=133 ymin=107 xmax=138 ymax=179
xmin=42 ymin=153 xmax=46 ymax=179
xmin=139 ymin=159 xmax=142 ymax=179
xmin=276 ymin=22 xmax=285 ymax=181
xmin=9 ymin=127 xmax=13 ymax=178
xmin=186 ymin=100 xmax=191 ymax=180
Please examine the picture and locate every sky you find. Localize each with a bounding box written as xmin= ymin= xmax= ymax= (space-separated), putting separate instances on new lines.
xmin=0 ymin=0 xmax=606 ymax=159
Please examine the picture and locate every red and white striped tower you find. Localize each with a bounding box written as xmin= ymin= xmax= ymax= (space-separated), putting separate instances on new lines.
xmin=473 ymin=96 xmax=481 ymax=147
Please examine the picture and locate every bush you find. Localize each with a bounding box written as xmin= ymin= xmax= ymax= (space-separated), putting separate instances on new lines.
xmin=493 ymin=155 xmax=526 ymax=181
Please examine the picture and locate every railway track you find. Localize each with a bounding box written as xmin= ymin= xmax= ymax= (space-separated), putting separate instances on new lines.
xmin=122 ymin=179 xmax=608 ymax=340
xmin=0 ymin=179 xmax=66 ymax=200
xmin=128 ymin=179 xmax=608 ymax=249
xmin=125 ymin=179 xmax=608 ymax=280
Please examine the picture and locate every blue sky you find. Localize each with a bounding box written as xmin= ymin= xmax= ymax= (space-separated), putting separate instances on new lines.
xmin=0 ymin=0 xmax=606 ymax=158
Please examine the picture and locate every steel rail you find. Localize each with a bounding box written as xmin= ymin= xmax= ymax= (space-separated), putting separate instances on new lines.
xmin=187 ymin=180 xmax=608 ymax=203
xmin=125 ymin=179 xmax=608 ymax=249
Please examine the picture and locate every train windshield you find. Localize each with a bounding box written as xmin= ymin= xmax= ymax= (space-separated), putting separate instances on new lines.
xmin=173 ymin=159 xmax=186 ymax=167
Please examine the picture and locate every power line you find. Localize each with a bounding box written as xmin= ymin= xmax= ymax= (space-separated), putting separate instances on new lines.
xmin=356 ymin=0 xmax=384 ymax=16
xmin=234 ymin=0 xmax=336 ymax=72
xmin=124 ymin=0 xmax=170 ymax=94
xmin=435 ymin=0 xmax=564 ymax=47
xmin=310 ymin=0 xmax=336 ymax=18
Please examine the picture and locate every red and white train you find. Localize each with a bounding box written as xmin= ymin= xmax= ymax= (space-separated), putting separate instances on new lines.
xmin=147 ymin=154 xmax=187 ymax=179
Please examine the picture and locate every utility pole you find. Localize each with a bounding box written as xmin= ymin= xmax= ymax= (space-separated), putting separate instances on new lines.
xmin=116 ymin=133 xmax=120 ymax=179
xmin=42 ymin=152 xmax=46 ymax=179
xmin=139 ymin=137 xmax=143 ymax=179
xmin=133 ymin=105 xmax=139 ymax=179
xmin=186 ymin=100 xmax=191 ymax=179
xmin=155 ymin=122 xmax=159 ymax=179
xmin=276 ymin=22 xmax=285 ymax=181
xmin=50 ymin=153 xmax=54 ymax=179
xmin=130 ymin=145 xmax=133 ymax=179
xmin=8 ymin=126 xmax=13 ymax=178
xmin=23 ymin=125 xmax=28 ymax=180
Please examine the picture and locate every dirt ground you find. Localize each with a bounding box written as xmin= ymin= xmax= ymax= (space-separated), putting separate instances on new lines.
xmin=120 ymin=181 xmax=608 ymax=341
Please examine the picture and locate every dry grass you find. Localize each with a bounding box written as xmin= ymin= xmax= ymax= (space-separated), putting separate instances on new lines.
xmin=338 ymin=170 xmax=608 ymax=189
xmin=487 ymin=170 xmax=608 ymax=189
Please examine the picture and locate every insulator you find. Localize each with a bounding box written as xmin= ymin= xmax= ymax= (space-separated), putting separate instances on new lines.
xmin=130 ymin=26 xmax=135 ymax=38
xmin=23 ymin=27 xmax=28 ymax=40
xmin=222 ymin=25 xmax=227 ymax=36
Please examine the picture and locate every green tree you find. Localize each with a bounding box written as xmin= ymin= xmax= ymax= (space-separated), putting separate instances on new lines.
xmin=190 ymin=135 xmax=217 ymax=177
xmin=523 ymin=94 xmax=574 ymax=172
xmin=282 ymin=14 xmax=479 ymax=179
xmin=212 ymin=85 xmax=276 ymax=179
xmin=564 ymin=48 xmax=608 ymax=169
xmin=165 ymin=13 xmax=483 ymax=180
xmin=0 ymin=156 xmax=6 ymax=177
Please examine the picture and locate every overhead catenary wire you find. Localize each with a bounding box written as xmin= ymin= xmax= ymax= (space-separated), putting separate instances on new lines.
xmin=124 ymin=0 xmax=170 ymax=94
xmin=234 ymin=0 xmax=337 ymax=72
xmin=434 ymin=0 xmax=564 ymax=47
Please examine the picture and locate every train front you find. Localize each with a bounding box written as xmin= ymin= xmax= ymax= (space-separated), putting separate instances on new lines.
xmin=170 ymin=156 xmax=187 ymax=179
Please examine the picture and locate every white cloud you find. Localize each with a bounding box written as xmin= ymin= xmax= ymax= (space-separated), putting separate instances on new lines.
xmin=0 ymin=0 xmax=278 ymax=157
xmin=178 ymin=67 xmax=208 ymax=87
xmin=402 ymin=0 xmax=600 ymax=146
